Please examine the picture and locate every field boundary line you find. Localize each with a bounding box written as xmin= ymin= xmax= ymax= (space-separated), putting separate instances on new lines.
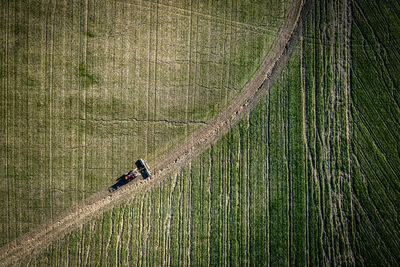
xmin=0 ymin=0 xmax=312 ymax=265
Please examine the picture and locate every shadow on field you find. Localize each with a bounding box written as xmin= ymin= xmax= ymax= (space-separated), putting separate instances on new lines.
xmin=108 ymin=174 xmax=132 ymax=193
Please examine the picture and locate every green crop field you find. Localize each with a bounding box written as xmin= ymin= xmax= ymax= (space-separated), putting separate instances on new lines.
xmin=0 ymin=0 xmax=293 ymax=248
xmin=350 ymin=0 xmax=400 ymax=264
xmin=1 ymin=0 xmax=400 ymax=265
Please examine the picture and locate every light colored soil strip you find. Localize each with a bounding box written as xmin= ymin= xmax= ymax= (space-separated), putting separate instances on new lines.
xmin=343 ymin=0 xmax=355 ymax=261
xmin=0 ymin=0 xmax=309 ymax=265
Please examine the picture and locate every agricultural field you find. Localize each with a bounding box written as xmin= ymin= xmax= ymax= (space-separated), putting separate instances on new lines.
xmin=23 ymin=0 xmax=355 ymax=264
xmin=350 ymin=0 xmax=400 ymax=264
xmin=0 ymin=0 xmax=293 ymax=247
xmin=23 ymin=45 xmax=309 ymax=265
xmin=1 ymin=0 xmax=400 ymax=265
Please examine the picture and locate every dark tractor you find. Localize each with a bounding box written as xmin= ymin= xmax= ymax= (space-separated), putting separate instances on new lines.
xmin=135 ymin=159 xmax=151 ymax=179
xmin=108 ymin=159 xmax=151 ymax=193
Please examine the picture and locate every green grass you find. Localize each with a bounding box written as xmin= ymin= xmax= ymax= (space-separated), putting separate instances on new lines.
xmin=0 ymin=0 xmax=292 ymax=246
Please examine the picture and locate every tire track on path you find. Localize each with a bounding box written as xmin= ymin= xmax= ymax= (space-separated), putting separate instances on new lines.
xmin=0 ymin=0 xmax=311 ymax=265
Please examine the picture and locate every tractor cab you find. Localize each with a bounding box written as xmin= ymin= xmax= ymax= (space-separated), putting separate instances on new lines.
xmin=135 ymin=159 xmax=151 ymax=179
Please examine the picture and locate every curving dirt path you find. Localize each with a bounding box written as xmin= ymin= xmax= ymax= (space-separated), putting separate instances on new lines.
xmin=0 ymin=0 xmax=311 ymax=265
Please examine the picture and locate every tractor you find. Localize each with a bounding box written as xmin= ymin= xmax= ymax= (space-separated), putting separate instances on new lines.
xmin=108 ymin=159 xmax=151 ymax=193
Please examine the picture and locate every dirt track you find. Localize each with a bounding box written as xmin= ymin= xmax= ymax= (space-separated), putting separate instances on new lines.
xmin=0 ymin=0 xmax=311 ymax=265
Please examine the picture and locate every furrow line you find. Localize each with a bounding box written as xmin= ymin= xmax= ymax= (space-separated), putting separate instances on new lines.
xmin=153 ymin=0 xmax=159 ymax=163
xmin=25 ymin=0 xmax=32 ymax=244
xmin=126 ymin=199 xmax=134 ymax=266
xmin=185 ymin=0 xmax=192 ymax=138
xmin=300 ymin=18 xmax=311 ymax=265
xmin=187 ymin=161 xmax=192 ymax=266
xmin=50 ymin=0 xmax=57 ymax=222
xmin=206 ymin=148 xmax=211 ymax=266
xmin=266 ymin=88 xmax=271 ymax=267
xmin=145 ymin=2 xmax=151 ymax=159
xmin=337 ymin=0 xmax=354 ymax=262
xmin=4 ymin=0 xmax=10 ymax=247
xmin=344 ymin=0 xmax=355 ymax=260
xmin=324 ymin=0 xmax=336 ymax=262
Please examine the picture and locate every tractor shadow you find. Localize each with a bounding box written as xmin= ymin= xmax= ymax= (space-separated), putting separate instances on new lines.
xmin=107 ymin=160 xmax=150 ymax=193
xmin=108 ymin=174 xmax=132 ymax=193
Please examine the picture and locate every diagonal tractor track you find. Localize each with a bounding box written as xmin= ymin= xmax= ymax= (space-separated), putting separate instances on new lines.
xmin=0 ymin=0 xmax=312 ymax=265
